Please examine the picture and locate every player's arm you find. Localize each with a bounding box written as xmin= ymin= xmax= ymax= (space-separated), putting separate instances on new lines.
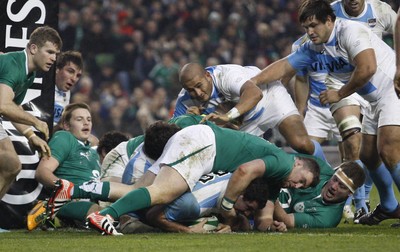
xmin=234 ymin=81 xmax=263 ymax=114
xmin=320 ymin=49 xmax=376 ymax=105
xmin=250 ymin=58 xmax=297 ymax=87
xmin=273 ymin=200 xmax=295 ymax=228
xmin=200 ymin=80 xmax=263 ymax=124
xmin=0 ymin=84 xmax=49 ymax=140
xmin=294 ymin=75 xmax=309 ymax=116
xmin=253 ymin=200 xmax=288 ymax=232
xmin=220 ymin=159 xmax=266 ymax=227
xmin=35 ymin=156 xmax=60 ymax=188
xmin=12 ymin=122 xmax=51 ymax=158
xmin=253 ymin=200 xmax=274 ymax=231
xmin=145 ymin=205 xmax=193 ymax=233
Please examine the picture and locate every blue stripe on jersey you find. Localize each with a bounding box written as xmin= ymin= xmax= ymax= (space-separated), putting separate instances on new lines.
xmin=121 ymin=151 xmax=151 ymax=185
xmin=198 ymin=193 xmax=221 ymax=209
xmin=243 ymin=107 xmax=265 ymax=123
xmin=357 ymin=81 xmax=377 ymax=95
xmin=205 ymin=65 xmax=217 ymax=73
xmin=332 ymin=2 xmax=375 ymax=24
xmin=173 ymin=91 xmax=196 ymax=117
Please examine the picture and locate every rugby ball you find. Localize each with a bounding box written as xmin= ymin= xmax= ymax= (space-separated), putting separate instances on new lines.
xmin=188 ymin=216 xmax=219 ymax=231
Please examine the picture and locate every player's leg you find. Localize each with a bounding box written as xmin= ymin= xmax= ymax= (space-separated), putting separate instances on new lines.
xmin=0 ymin=136 xmax=22 ymax=199
xmin=332 ymin=103 xmax=368 ymax=221
xmin=359 ymin=93 xmax=400 ymax=225
xmin=87 ymin=165 xmax=189 ymax=235
xmin=379 ymin=125 xmax=400 ymax=192
xmin=358 ymin=133 xmax=399 ymax=225
xmin=279 ymin=114 xmax=325 ymax=159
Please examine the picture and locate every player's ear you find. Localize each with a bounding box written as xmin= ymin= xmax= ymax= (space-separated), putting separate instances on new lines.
xmin=28 ymin=43 xmax=38 ymax=55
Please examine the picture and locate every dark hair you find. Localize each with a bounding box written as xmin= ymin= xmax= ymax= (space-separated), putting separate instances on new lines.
xmin=337 ymin=161 xmax=366 ymax=189
xmin=299 ymin=0 xmax=336 ymax=24
xmin=299 ymin=156 xmax=320 ymax=187
xmin=97 ymin=131 xmax=129 ymax=156
xmin=28 ymin=26 xmax=62 ymax=50
xmin=61 ymin=102 xmax=91 ymax=125
xmin=143 ymin=121 xmax=181 ymax=160
xmin=242 ymin=178 xmax=269 ymax=209
xmin=56 ymin=50 xmax=83 ymax=70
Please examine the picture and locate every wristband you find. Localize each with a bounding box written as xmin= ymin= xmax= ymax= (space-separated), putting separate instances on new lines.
xmin=22 ymin=128 xmax=33 ymax=136
xmin=28 ymin=133 xmax=37 ymax=139
xmin=23 ymin=128 xmax=36 ymax=140
xmin=221 ymin=197 xmax=235 ymax=211
xmin=226 ymin=107 xmax=240 ymax=121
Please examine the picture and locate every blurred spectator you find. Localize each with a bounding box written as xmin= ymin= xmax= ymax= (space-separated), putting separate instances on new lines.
xmin=148 ymin=51 xmax=180 ymax=97
xmin=114 ymin=36 xmax=138 ymax=93
xmin=134 ymin=46 xmax=158 ymax=82
xmin=136 ymin=87 xmax=170 ymax=132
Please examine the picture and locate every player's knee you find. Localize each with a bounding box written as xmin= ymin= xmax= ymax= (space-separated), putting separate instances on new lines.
xmin=378 ymin=145 xmax=399 ymax=169
xmin=289 ymin=136 xmax=314 ymax=154
xmin=0 ymin=153 xmax=21 ymax=177
xmin=338 ymin=115 xmax=361 ymax=142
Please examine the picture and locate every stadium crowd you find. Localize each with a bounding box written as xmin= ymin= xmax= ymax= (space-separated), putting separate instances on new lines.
xmin=57 ymin=0 xmax=323 ymax=138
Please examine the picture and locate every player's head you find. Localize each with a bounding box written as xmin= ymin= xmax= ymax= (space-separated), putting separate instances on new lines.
xmin=298 ymin=0 xmax=336 ymax=45
xmin=322 ymin=161 xmax=365 ymax=204
xmin=179 ymin=63 xmax=213 ymax=102
xmin=97 ymin=131 xmax=129 ymax=163
xmin=282 ymin=156 xmax=320 ymax=189
xmin=234 ymin=178 xmax=269 ymax=217
xmin=342 ymin=0 xmax=365 ymax=17
xmin=61 ymin=102 xmax=92 ymax=142
xmin=143 ymin=121 xmax=181 ymax=160
xmin=56 ymin=51 xmax=83 ymax=92
xmin=27 ymin=26 xmax=62 ymax=72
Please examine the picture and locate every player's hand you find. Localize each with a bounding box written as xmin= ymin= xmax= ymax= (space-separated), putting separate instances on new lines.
xmin=230 ymin=214 xmax=251 ymax=232
xmin=34 ymin=120 xmax=50 ymax=141
xmin=254 ymin=217 xmax=274 ymax=232
xmin=215 ymin=223 xmax=232 ymax=233
xmin=29 ymin=135 xmax=51 ymax=158
xmin=200 ymin=112 xmax=230 ymax=125
xmin=187 ymin=106 xmax=203 ymax=115
xmin=394 ymin=69 xmax=400 ymax=97
xmin=220 ymin=208 xmax=237 ymax=227
xmin=188 ymin=218 xmax=209 ymax=233
xmin=272 ymin=220 xmax=287 ymax=232
xmin=319 ymin=89 xmax=341 ymax=105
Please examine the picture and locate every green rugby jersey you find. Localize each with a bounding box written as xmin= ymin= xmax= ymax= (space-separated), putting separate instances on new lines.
xmin=0 ymin=51 xmax=36 ymax=105
xmin=278 ymin=163 xmax=344 ymax=228
xmin=50 ymin=131 xmax=100 ymax=185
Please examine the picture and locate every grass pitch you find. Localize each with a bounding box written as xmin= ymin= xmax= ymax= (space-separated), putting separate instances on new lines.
xmin=1 ymin=187 xmax=399 ymax=252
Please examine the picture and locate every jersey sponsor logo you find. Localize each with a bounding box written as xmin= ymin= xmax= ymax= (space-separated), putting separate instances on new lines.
xmin=311 ymin=57 xmax=349 ymax=73
xmin=367 ymin=18 xmax=376 ymax=28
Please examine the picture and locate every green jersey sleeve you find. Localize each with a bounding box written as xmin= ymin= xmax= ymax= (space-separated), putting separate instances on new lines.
xmin=50 ymin=131 xmax=74 ymax=163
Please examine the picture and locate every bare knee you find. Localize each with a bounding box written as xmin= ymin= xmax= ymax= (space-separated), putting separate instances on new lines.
xmin=0 ymin=153 xmax=21 ymax=178
xmin=342 ymin=132 xmax=361 ymax=161
xmin=288 ymin=136 xmax=314 ymax=155
xmin=379 ymin=145 xmax=399 ymax=169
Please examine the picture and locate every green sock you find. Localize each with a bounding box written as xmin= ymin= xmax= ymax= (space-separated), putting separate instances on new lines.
xmin=99 ymin=187 xmax=151 ymax=219
xmin=58 ymin=201 xmax=95 ymax=222
xmin=72 ymin=181 xmax=110 ymax=201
